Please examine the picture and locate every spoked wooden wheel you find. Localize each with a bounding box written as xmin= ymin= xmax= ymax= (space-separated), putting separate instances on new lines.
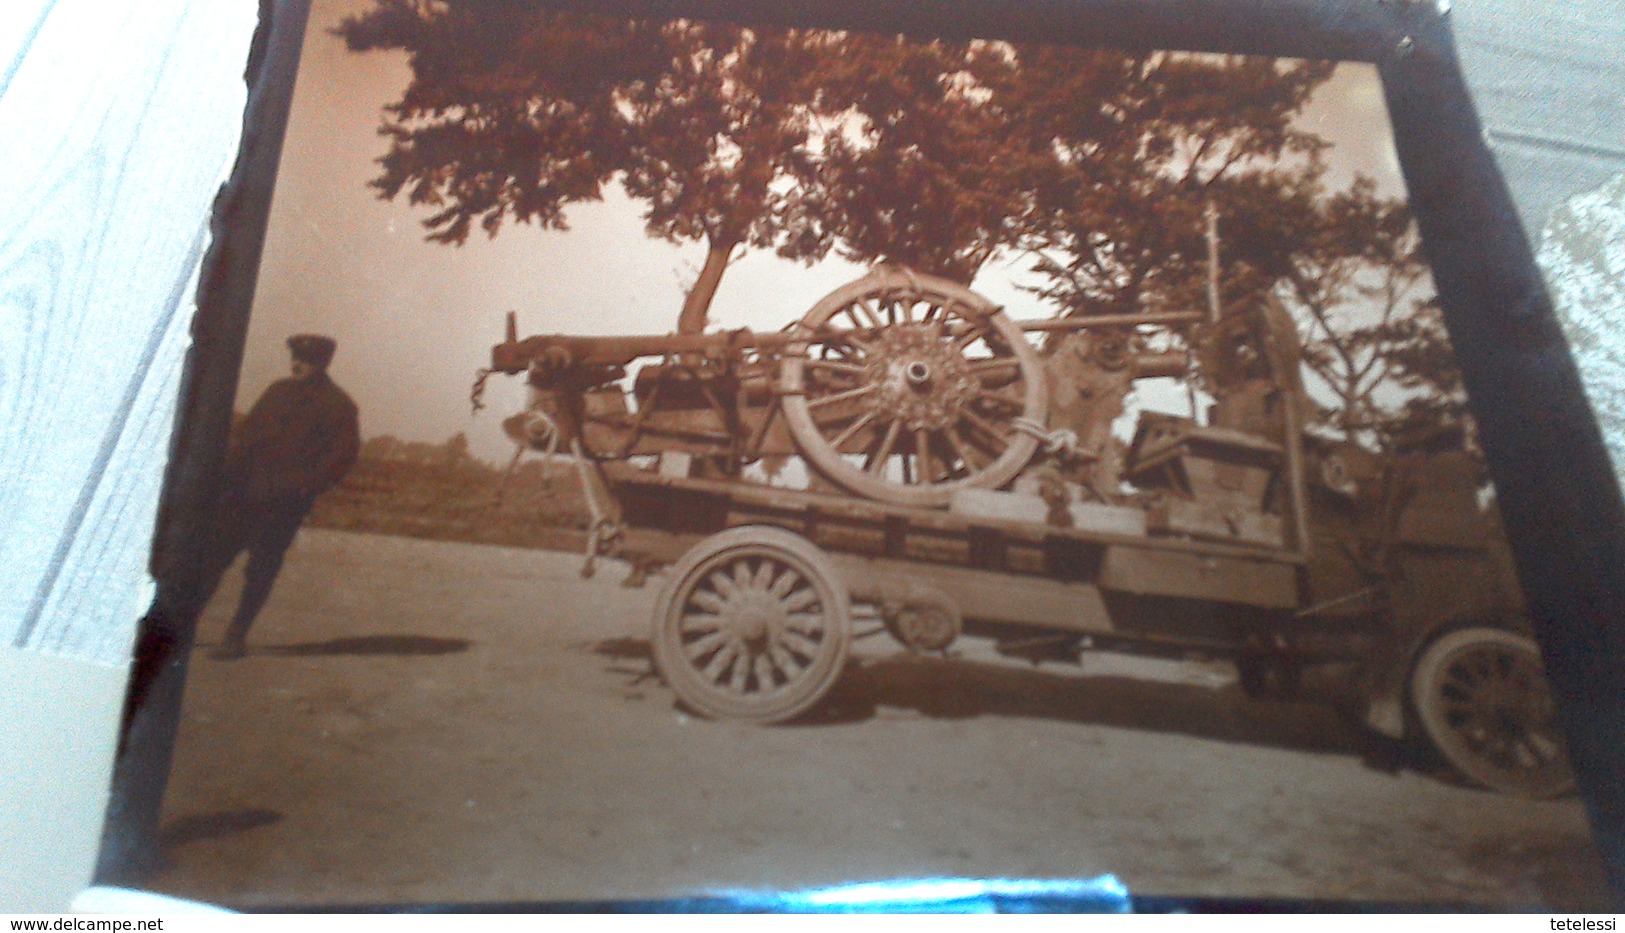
xmin=1409 ymin=627 xmax=1574 ymax=798
xmin=652 ymin=526 xmax=852 ymax=723
xmin=780 ymin=267 xmax=1047 ymax=508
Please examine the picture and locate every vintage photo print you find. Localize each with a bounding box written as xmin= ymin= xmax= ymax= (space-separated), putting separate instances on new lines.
xmin=141 ymin=0 xmax=1612 ymax=909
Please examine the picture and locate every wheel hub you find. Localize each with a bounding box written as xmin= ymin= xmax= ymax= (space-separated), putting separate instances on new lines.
xmin=864 ymin=325 xmax=977 ymax=431
xmin=725 ymin=591 xmax=782 ymax=648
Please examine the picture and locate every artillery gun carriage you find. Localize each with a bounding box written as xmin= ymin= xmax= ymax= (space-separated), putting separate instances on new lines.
xmin=483 ymin=266 xmax=1571 ymax=798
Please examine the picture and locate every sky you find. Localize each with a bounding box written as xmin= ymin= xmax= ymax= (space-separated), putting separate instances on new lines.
xmin=238 ymin=0 xmax=1416 ymax=463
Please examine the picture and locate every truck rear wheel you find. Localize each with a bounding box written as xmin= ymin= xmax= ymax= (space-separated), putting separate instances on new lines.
xmin=1409 ymin=626 xmax=1574 ymax=798
xmin=652 ymin=526 xmax=851 ymax=723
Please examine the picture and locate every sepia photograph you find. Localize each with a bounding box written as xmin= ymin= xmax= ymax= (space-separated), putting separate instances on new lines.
xmin=135 ymin=0 xmax=1610 ymax=909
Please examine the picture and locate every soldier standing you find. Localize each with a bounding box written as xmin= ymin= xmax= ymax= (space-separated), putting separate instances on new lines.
xmin=201 ymin=334 xmax=360 ymax=659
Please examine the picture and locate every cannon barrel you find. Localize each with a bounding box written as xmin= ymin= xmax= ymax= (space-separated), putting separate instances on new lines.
xmin=491 ymin=327 xmax=789 ymax=374
xmin=491 ymin=308 xmax=1206 ymax=374
xmin=1013 ymin=310 xmax=1204 ymax=332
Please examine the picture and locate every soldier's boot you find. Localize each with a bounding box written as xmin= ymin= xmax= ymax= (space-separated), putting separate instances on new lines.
xmin=211 ymin=628 xmax=248 ymax=660
xmin=212 ymin=609 xmax=257 ymax=660
xmin=211 ymin=545 xmax=286 ymax=660
xmin=210 ymin=642 xmax=246 ymax=660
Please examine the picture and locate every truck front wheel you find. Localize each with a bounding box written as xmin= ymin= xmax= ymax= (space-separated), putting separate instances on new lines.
xmin=652 ymin=526 xmax=852 ymax=723
xmin=1408 ymin=626 xmax=1574 ymax=798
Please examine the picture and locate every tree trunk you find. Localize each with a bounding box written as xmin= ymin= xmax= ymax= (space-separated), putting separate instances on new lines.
xmin=676 ymin=238 xmax=737 ymax=335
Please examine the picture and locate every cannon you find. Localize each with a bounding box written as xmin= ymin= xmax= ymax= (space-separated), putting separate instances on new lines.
xmin=490 ymin=266 xmax=1195 ymax=507
xmin=484 ymin=266 xmax=1573 ymax=799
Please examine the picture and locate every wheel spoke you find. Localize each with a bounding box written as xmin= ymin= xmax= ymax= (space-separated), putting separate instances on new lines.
xmin=954 ymin=326 xmax=988 ymax=351
xmin=809 ymin=329 xmax=874 ymax=359
xmin=968 ymin=358 xmax=1021 ymax=381
xmin=683 ymin=628 xmax=731 ymax=661
xmin=754 ymin=655 xmax=777 ymax=693
xmin=959 ymin=409 xmax=1011 ymax=454
xmin=855 ymin=299 xmax=886 ymax=328
xmin=1511 ymin=739 xmax=1539 ymax=770
xmin=915 ymin=428 xmax=936 ymax=484
xmin=809 ymin=383 xmax=879 ymax=412
xmin=782 ymin=611 xmax=825 ymax=635
xmin=1527 ymin=731 xmax=1563 ymax=762
xmin=866 ymin=420 xmax=902 ymax=474
xmin=767 ymin=643 xmax=804 ymax=679
xmin=807 ymin=359 xmax=867 ymax=378
xmin=829 ymin=410 xmax=879 ymax=450
xmin=708 ymin=570 xmax=741 ymax=600
xmin=944 ymin=427 xmax=985 ymax=470
xmin=974 ymin=386 xmax=1027 ymax=411
xmin=781 ymin=587 xmax=820 ymax=614
xmin=747 ymin=559 xmax=774 ymax=592
xmin=730 ymin=651 xmax=750 ymax=694
xmin=702 ymin=642 xmax=739 ymax=684
xmin=680 ymin=611 xmax=726 ymax=634
xmin=780 ymin=628 xmax=822 ymax=658
xmin=821 ymin=339 xmax=865 ymax=360
xmin=768 ymin=566 xmax=800 ymax=599
xmin=1461 ymin=656 xmax=1489 ymax=684
xmin=690 ymin=589 xmax=728 ymax=614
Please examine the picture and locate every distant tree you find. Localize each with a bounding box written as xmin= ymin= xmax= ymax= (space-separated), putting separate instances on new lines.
xmin=360 ymin=434 xmax=404 ymax=461
xmin=441 ymin=430 xmax=472 ymax=464
xmin=1279 ymin=179 xmax=1457 ymax=446
xmin=339 ymin=3 xmax=835 ymax=334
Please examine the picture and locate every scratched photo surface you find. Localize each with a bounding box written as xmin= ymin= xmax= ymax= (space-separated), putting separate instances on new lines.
xmin=148 ymin=0 xmax=1610 ymax=909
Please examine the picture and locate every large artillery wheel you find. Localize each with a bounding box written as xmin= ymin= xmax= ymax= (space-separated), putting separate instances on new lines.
xmin=652 ymin=526 xmax=852 ymax=723
xmin=780 ymin=268 xmax=1047 ymax=508
xmin=1409 ymin=627 xmax=1574 ymax=798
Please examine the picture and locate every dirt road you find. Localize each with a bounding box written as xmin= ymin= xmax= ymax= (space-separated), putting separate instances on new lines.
xmin=149 ymin=529 xmax=1610 ymax=909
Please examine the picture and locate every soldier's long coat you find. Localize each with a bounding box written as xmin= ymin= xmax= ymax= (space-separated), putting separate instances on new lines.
xmin=228 ymin=373 xmax=360 ymax=505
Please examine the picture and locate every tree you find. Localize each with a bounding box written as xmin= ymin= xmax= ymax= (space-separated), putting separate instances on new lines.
xmin=1015 ymin=52 xmax=1337 ymax=319
xmin=780 ymin=36 xmax=1050 ymax=283
xmin=785 ymin=46 xmax=1337 ymax=291
xmin=339 ymin=2 xmax=835 ymax=334
xmin=441 ymin=430 xmax=472 ymax=465
xmin=341 ymin=1 xmax=1447 ymax=443
xmin=341 ymin=5 xmax=1345 ymax=325
xmin=1280 ymin=179 xmax=1458 ymax=446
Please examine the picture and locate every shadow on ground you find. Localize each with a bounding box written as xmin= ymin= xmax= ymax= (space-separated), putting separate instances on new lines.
xmin=160 ymin=809 xmax=283 ymax=849
xmin=592 ymin=636 xmax=1422 ymax=778
xmin=264 ymin=635 xmax=473 ymax=657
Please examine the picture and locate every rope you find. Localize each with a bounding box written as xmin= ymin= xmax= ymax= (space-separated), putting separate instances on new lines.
xmin=470 ymin=367 xmax=493 ymax=414
xmin=1012 ymin=417 xmax=1082 ymax=458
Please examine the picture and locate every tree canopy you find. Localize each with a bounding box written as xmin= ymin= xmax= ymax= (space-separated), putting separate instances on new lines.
xmin=341 ymin=3 xmax=843 ymax=333
xmin=1283 ymin=180 xmax=1461 ymax=445
xmin=339 ymin=5 xmax=1336 ymax=323
xmin=340 ymin=2 xmax=1456 ymax=446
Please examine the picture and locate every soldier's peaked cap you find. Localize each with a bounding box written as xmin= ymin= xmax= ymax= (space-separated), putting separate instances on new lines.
xmin=287 ymin=334 xmax=337 ymax=368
